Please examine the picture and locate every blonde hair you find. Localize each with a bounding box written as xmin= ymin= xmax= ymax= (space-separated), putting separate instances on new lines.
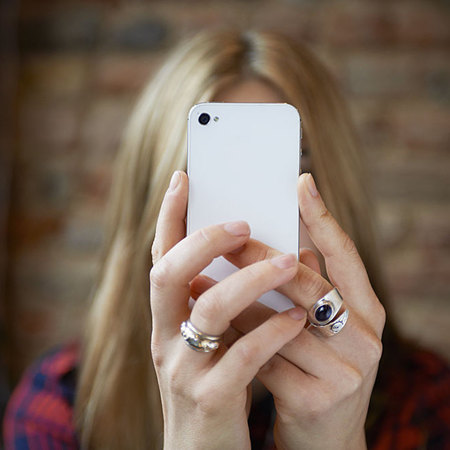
xmin=75 ymin=29 xmax=387 ymax=448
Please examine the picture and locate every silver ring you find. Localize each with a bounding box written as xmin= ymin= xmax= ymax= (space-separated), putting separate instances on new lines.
xmin=312 ymin=309 xmax=349 ymax=337
xmin=180 ymin=319 xmax=223 ymax=352
xmin=307 ymin=288 xmax=349 ymax=336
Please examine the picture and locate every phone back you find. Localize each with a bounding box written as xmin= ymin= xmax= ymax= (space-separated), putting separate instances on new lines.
xmin=187 ymin=103 xmax=301 ymax=312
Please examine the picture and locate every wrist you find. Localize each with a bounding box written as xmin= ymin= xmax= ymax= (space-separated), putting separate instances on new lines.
xmin=163 ymin=409 xmax=251 ymax=450
xmin=274 ymin=422 xmax=367 ymax=450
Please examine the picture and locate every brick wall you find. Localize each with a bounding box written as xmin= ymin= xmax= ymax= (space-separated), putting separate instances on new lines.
xmin=4 ymin=0 xmax=450 ymax=380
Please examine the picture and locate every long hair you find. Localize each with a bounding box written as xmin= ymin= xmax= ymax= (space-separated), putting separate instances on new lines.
xmin=74 ymin=29 xmax=389 ymax=448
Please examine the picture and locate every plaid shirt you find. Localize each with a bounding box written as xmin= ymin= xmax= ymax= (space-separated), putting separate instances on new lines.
xmin=3 ymin=344 xmax=450 ymax=450
xmin=3 ymin=344 xmax=79 ymax=449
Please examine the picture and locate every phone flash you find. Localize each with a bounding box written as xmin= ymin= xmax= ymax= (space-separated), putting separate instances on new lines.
xmin=213 ymin=116 xmax=219 ymax=122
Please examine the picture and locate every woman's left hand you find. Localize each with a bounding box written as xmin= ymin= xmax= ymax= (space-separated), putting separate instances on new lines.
xmin=217 ymin=173 xmax=385 ymax=450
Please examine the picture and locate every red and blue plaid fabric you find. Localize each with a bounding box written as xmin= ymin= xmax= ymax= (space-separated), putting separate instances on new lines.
xmin=368 ymin=349 xmax=450 ymax=450
xmin=3 ymin=344 xmax=450 ymax=449
xmin=3 ymin=343 xmax=79 ymax=449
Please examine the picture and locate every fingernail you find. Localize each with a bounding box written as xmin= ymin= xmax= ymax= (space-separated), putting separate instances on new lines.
xmin=223 ymin=221 xmax=250 ymax=236
xmin=270 ymin=253 xmax=297 ymax=269
xmin=288 ymin=307 xmax=306 ymax=321
xmin=306 ymin=173 xmax=318 ymax=198
xmin=167 ymin=171 xmax=180 ymax=192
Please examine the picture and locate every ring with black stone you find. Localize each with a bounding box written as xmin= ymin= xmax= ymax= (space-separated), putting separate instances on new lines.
xmin=307 ymin=288 xmax=348 ymax=336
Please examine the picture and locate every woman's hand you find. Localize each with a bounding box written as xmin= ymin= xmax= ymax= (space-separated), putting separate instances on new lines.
xmin=149 ymin=171 xmax=308 ymax=450
xmin=221 ymin=173 xmax=386 ymax=450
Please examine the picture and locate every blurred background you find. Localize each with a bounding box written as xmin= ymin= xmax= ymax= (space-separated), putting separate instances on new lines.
xmin=1 ymin=0 xmax=449 ymax=418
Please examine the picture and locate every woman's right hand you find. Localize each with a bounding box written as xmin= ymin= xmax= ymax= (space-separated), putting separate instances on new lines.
xmin=150 ymin=171 xmax=307 ymax=450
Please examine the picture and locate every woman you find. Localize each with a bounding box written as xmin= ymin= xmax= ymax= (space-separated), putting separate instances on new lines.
xmin=4 ymin=30 xmax=449 ymax=449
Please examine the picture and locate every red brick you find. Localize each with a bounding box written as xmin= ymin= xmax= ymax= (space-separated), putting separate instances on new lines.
xmin=19 ymin=98 xmax=78 ymax=154
xmin=372 ymin=157 xmax=450 ymax=201
xmin=20 ymin=55 xmax=87 ymax=98
xmin=11 ymin=249 xmax=97 ymax=308
xmin=393 ymin=2 xmax=450 ymax=47
xmin=377 ymin=202 xmax=411 ymax=249
xmin=323 ymin=2 xmax=450 ymax=48
xmin=12 ymin=159 xmax=73 ymax=213
xmin=413 ymin=206 xmax=450 ymax=250
xmin=10 ymin=213 xmax=63 ymax=248
xmin=342 ymin=51 xmax=421 ymax=97
xmin=7 ymin=0 xmax=450 ymax=376
xmin=75 ymin=164 xmax=113 ymax=206
xmin=19 ymin=4 xmax=102 ymax=52
xmin=93 ymin=54 xmax=159 ymax=94
xmin=386 ymin=250 xmax=450 ymax=297
xmin=322 ymin=3 xmax=397 ymax=47
xmin=79 ymin=96 xmax=130 ymax=159
xmin=390 ymin=103 xmax=450 ymax=152
xmin=350 ymin=99 xmax=394 ymax=149
xmin=390 ymin=295 xmax=450 ymax=360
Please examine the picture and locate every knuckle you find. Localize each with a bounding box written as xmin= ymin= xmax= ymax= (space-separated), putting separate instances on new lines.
xmin=259 ymin=355 xmax=277 ymax=375
xmin=307 ymin=391 xmax=333 ymax=422
xmin=234 ymin=340 xmax=258 ymax=366
xmin=150 ymin=339 xmax=164 ymax=370
xmin=365 ymin=333 xmax=384 ymax=366
xmin=166 ymin=368 xmax=185 ymax=397
xmin=260 ymin=246 xmax=275 ymax=261
xmin=378 ymin=303 xmax=387 ymax=324
xmin=268 ymin=314 xmax=289 ymax=335
xmin=195 ymin=290 xmax=223 ymax=325
xmin=162 ymin=357 xmax=190 ymax=397
xmin=151 ymin=241 xmax=161 ymax=265
xmin=244 ymin=261 xmax=264 ymax=280
xmin=198 ymin=226 xmax=213 ymax=244
xmin=341 ymin=365 xmax=363 ymax=396
xmin=341 ymin=234 xmax=358 ymax=256
xmin=149 ymin=259 xmax=171 ymax=289
xmin=192 ymin=385 xmax=220 ymax=413
xmin=283 ymin=337 xmax=298 ymax=353
xmin=374 ymin=302 xmax=387 ymax=333
xmin=245 ymin=243 xmax=271 ymax=262
xmin=297 ymin=270 xmax=326 ymax=299
xmin=318 ymin=207 xmax=332 ymax=223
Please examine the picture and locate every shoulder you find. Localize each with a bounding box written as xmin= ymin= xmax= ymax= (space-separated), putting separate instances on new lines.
xmin=370 ymin=349 xmax=450 ymax=450
xmin=3 ymin=342 xmax=80 ymax=449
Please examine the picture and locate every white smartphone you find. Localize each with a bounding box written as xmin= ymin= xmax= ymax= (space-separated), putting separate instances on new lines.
xmin=187 ymin=102 xmax=301 ymax=312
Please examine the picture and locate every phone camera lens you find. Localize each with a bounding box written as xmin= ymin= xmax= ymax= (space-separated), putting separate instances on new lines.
xmin=198 ymin=113 xmax=210 ymax=125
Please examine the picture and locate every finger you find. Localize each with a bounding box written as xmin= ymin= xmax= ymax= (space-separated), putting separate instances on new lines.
xmin=151 ymin=171 xmax=188 ymax=265
xmin=256 ymin=341 xmax=369 ymax=413
xmin=257 ymin=353 xmax=313 ymax=401
xmin=231 ymin=301 xmax=346 ymax=379
xmin=232 ymin=293 xmax=383 ymax=376
xmin=190 ymin=274 xmax=217 ymax=300
xmin=206 ymin=307 xmax=307 ymax=395
xmin=246 ymin=384 xmax=252 ymax=419
xmin=299 ymin=218 xmax=323 ymax=269
xmin=231 ymin=298 xmax=284 ymax=332
xmin=223 ymin=326 xmax=242 ymax=348
xmin=225 ymin=239 xmax=332 ymax=310
xmin=297 ymin=173 xmax=376 ymax=310
xmin=276 ymin=326 xmax=355 ymax=380
xmin=190 ymin=254 xmax=298 ymax=335
xmin=299 ymin=248 xmax=321 ymax=274
xmin=150 ymin=221 xmax=250 ymax=332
